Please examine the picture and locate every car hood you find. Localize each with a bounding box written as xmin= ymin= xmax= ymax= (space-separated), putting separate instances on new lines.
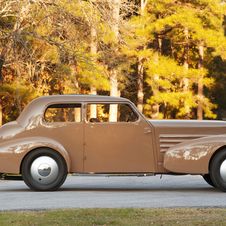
xmin=148 ymin=119 xmax=226 ymax=155
xmin=148 ymin=119 xmax=226 ymax=129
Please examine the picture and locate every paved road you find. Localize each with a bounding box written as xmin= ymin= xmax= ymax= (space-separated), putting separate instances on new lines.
xmin=0 ymin=175 xmax=226 ymax=211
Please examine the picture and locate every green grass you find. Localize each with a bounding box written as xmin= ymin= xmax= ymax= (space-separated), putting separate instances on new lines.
xmin=0 ymin=208 xmax=226 ymax=226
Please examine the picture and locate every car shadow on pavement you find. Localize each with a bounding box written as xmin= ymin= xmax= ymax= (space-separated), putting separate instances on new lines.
xmin=57 ymin=186 xmax=219 ymax=193
xmin=0 ymin=186 xmax=219 ymax=193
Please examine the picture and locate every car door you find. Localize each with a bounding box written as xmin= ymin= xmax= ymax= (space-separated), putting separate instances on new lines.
xmin=83 ymin=102 xmax=155 ymax=173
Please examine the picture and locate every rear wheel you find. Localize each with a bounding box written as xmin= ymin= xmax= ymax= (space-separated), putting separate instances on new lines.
xmin=22 ymin=148 xmax=67 ymax=191
xmin=210 ymin=149 xmax=226 ymax=192
xmin=202 ymin=174 xmax=215 ymax=187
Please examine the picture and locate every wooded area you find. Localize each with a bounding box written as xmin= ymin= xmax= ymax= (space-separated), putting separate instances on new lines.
xmin=0 ymin=0 xmax=226 ymax=125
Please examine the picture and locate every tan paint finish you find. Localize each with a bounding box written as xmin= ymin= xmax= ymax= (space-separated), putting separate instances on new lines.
xmin=0 ymin=95 xmax=156 ymax=175
xmin=1 ymin=94 xmax=226 ymax=176
xmin=149 ymin=120 xmax=226 ymax=173
xmin=84 ymin=106 xmax=155 ymax=173
xmin=164 ymin=135 xmax=226 ymax=174
xmin=0 ymin=136 xmax=71 ymax=174
xmin=40 ymin=122 xmax=83 ymax=173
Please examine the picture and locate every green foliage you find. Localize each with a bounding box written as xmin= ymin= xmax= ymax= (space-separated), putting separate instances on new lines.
xmin=0 ymin=0 xmax=226 ymax=122
xmin=128 ymin=0 xmax=226 ymax=119
xmin=0 ymin=81 xmax=41 ymax=123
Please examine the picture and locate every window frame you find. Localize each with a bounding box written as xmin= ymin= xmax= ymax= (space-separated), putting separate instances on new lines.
xmin=43 ymin=103 xmax=83 ymax=124
xmin=85 ymin=102 xmax=140 ymax=123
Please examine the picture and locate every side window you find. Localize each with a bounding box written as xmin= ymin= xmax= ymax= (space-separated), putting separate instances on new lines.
xmin=87 ymin=103 xmax=138 ymax=123
xmin=44 ymin=104 xmax=81 ymax=123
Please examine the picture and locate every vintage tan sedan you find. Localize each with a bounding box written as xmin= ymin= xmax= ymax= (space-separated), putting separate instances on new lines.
xmin=1 ymin=95 xmax=226 ymax=191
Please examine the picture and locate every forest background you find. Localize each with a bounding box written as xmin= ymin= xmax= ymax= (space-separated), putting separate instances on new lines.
xmin=0 ymin=0 xmax=226 ymax=126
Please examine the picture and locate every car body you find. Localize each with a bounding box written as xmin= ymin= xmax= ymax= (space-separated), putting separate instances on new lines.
xmin=1 ymin=95 xmax=226 ymax=191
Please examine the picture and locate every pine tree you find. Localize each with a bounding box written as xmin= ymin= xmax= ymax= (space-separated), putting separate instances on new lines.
xmin=144 ymin=0 xmax=226 ymax=119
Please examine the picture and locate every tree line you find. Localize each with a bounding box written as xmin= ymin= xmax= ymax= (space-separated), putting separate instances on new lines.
xmin=0 ymin=0 xmax=226 ymax=125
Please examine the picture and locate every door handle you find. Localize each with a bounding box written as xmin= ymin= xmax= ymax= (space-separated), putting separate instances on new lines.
xmin=144 ymin=130 xmax=151 ymax=134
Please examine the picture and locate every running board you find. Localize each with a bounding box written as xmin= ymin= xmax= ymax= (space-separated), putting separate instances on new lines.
xmin=0 ymin=174 xmax=23 ymax=181
xmin=72 ymin=173 xmax=155 ymax=177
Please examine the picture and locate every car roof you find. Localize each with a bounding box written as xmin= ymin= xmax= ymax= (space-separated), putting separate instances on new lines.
xmin=36 ymin=94 xmax=129 ymax=103
xmin=17 ymin=95 xmax=132 ymax=126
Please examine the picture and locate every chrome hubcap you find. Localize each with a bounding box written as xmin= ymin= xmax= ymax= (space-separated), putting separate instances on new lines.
xmin=220 ymin=160 xmax=226 ymax=182
xmin=30 ymin=156 xmax=59 ymax=184
xmin=38 ymin=163 xmax=51 ymax=177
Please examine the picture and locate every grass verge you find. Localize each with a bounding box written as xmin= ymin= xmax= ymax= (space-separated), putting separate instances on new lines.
xmin=0 ymin=208 xmax=225 ymax=226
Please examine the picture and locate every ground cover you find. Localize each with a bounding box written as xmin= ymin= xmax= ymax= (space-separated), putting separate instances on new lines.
xmin=0 ymin=208 xmax=225 ymax=225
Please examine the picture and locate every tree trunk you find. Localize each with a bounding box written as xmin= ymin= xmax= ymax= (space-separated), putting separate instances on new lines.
xmin=183 ymin=27 xmax=190 ymax=119
xmin=109 ymin=69 xmax=118 ymax=122
xmin=151 ymin=37 xmax=162 ymax=119
xmin=0 ymin=55 xmax=4 ymax=126
xmin=136 ymin=0 xmax=147 ymax=113
xmin=109 ymin=0 xmax=120 ymax=122
xmin=109 ymin=0 xmax=119 ymax=97
xmin=69 ymin=60 xmax=80 ymax=121
xmin=69 ymin=60 xmax=79 ymax=94
xmin=90 ymin=21 xmax=97 ymax=57
xmin=137 ymin=56 xmax=144 ymax=113
xmin=73 ymin=77 xmax=80 ymax=122
xmin=90 ymin=87 xmax=97 ymax=119
xmin=110 ymin=0 xmax=120 ymax=41
xmin=90 ymin=21 xmax=97 ymax=118
xmin=197 ymin=44 xmax=204 ymax=120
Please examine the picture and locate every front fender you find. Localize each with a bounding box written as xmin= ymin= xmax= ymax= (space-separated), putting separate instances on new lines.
xmin=163 ymin=135 xmax=226 ymax=174
xmin=0 ymin=137 xmax=71 ymax=174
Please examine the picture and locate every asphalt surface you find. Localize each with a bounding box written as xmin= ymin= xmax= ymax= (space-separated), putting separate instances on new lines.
xmin=0 ymin=174 xmax=226 ymax=211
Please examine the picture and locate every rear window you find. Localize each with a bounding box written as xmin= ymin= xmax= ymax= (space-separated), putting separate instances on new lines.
xmin=44 ymin=104 xmax=81 ymax=122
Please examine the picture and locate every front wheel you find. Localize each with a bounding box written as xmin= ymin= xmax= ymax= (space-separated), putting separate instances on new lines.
xmin=22 ymin=148 xmax=67 ymax=191
xmin=210 ymin=149 xmax=226 ymax=192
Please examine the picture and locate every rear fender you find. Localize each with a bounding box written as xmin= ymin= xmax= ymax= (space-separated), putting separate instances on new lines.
xmin=0 ymin=137 xmax=71 ymax=174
